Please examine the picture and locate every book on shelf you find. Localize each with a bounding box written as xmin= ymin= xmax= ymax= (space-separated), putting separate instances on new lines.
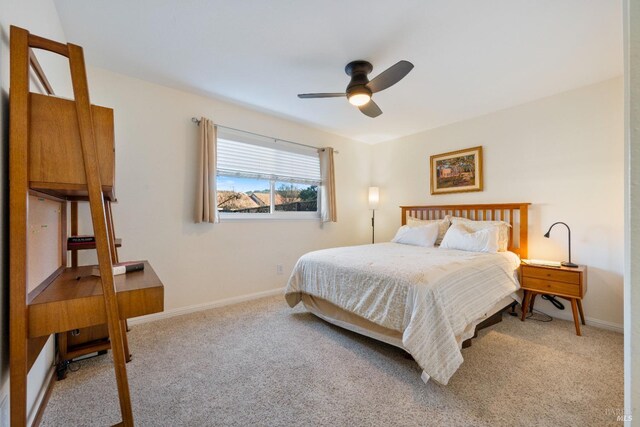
xmin=68 ymin=235 xmax=95 ymax=244
xmin=68 ymin=237 xmax=122 ymax=249
xmin=91 ymin=261 xmax=145 ymax=277
xmin=67 ymin=241 xmax=96 ymax=249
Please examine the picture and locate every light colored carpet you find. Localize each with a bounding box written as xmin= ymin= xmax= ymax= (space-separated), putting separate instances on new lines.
xmin=41 ymin=296 xmax=623 ymax=427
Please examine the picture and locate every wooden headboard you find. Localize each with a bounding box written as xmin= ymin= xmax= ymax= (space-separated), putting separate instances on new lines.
xmin=400 ymin=203 xmax=531 ymax=258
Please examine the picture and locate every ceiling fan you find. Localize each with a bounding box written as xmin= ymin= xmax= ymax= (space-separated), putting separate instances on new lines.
xmin=297 ymin=60 xmax=414 ymax=118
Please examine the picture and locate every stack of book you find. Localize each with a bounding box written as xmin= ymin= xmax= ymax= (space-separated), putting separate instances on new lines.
xmin=92 ymin=261 xmax=145 ymax=277
xmin=67 ymin=235 xmax=96 ymax=249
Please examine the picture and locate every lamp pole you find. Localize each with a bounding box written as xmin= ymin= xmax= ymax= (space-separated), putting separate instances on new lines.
xmin=371 ymin=209 xmax=375 ymax=244
xmin=368 ymin=187 xmax=379 ymax=244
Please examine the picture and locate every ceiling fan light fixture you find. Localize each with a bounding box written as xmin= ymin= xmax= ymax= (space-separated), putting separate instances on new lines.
xmin=348 ymin=92 xmax=371 ymax=107
xmin=297 ymin=59 xmax=414 ymax=117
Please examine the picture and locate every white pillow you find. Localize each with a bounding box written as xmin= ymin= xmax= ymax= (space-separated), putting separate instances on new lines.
xmin=439 ymin=223 xmax=500 ymax=253
xmin=406 ymin=216 xmax=450 ymax=245
xmin=450 ymin=217 xmax=511 ymax=252
xmin=392 ymin=223 xmax=439 ymax=247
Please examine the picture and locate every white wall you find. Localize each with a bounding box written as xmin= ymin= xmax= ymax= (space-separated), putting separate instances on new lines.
xmin=0 ymin=0 xmax=72 ymax=423
xmin=76 ymin=67 xmax=372 ymax=313
xmin=372 ymin=77 xmax=624 ymax=329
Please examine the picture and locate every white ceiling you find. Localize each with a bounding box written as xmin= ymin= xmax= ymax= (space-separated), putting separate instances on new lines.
xmin=54 ymin=0 xmax=622 ymax=144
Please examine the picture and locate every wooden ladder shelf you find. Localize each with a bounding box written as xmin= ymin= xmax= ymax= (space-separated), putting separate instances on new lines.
xmin=59 ymin=200 xmax=129 ymax=377
xmin=9 ymin=26 xmax=164 ymax=426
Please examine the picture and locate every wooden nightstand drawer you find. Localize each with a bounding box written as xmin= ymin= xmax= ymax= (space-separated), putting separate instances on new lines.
xmin=520 ymin=263 xmax=586 ymax=336
xmin=521 ymin=265 xmax=580 ymax=284
xmin=522 ymin=277 xmax=580 ymax=297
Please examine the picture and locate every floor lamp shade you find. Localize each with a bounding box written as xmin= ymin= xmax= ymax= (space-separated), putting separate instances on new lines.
xmin=368 ymin=187 xmax=379 ymax=210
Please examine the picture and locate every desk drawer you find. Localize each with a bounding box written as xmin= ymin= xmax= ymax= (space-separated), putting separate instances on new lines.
xmin=522 ymin=277 xmax=581 ymax=297
xmin=521 ymin=266 xmax=580 ymax=284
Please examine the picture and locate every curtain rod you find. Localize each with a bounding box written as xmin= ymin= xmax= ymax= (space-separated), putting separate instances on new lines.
xmin=191 ymin=117 xmax=338 ymax=154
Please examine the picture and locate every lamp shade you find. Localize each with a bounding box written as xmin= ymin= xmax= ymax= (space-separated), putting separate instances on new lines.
xmin=368 ymin=187 xmax=379 ymax=210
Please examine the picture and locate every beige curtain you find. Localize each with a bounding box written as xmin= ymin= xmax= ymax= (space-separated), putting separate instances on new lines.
xmin=318 ymin=147 xmax=337 ymax=222
xmin=195 ymin=117 xmax=219 ymax=223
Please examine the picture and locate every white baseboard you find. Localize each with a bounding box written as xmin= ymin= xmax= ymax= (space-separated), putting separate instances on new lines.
xmin=584 ymin=317 xmax=624 ymax=333
xmin=27 ymin=365 xmax=55 ymax=427
xmin=538 ymin=309 xmax=623 ymax=333
xmin=127 ymin=287 xmax=285 ymax=326
xmin=128 ymin=286 xmax=624 ymax=334
xmin=1 ymin=392 xmax=8 ymax=427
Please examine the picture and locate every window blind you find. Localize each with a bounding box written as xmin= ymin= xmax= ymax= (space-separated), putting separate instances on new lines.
xmin=217 ymin=138 xmax=321 ymax=185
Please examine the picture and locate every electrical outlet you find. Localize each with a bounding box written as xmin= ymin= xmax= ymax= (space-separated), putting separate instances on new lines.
xmin=276 ymin=264 xmax=284 ymax=275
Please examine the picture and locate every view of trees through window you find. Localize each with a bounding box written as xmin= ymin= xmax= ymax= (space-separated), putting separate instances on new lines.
xmin=217 ymin=176 xmax=318 ymax=214
xmin=274 ymin=182 xmax=317 ymax=212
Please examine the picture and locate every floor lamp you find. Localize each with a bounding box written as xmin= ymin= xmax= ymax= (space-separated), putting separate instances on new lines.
xmin=368 ymin=187 xmax=379 ymax=244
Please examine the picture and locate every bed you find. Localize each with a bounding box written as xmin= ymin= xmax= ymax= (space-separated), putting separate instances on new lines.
xmin=285 ymin=203 xmax=530 ymax=385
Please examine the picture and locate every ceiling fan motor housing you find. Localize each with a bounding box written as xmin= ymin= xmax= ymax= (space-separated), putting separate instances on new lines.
xmin=345 ymin=60 xmax=373 ymax=98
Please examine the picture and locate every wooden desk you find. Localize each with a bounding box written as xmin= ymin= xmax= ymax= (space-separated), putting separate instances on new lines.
xmin=520 ymin=263 xmax=587 ymax=335
xmin=28 ymin=261 xmax=163 ymax=338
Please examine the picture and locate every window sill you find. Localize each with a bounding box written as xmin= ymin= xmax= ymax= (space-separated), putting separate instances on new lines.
xmin=219 ymin=213 xmax=321 ymax=222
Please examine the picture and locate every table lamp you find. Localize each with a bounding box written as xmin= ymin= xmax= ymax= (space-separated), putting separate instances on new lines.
xmin=543 ymin=222 xmax=578 ymax=268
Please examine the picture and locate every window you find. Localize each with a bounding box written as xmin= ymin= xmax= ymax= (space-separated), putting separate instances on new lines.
xmin=216 ymin=132 xmax=321 ymax=219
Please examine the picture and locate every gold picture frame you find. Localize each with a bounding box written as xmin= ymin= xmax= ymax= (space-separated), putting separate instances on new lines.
xmin=430 ymin=146 xmax=483 ymax=195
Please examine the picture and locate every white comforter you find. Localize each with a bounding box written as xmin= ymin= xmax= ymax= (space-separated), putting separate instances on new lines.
xmin=285 ymin=243 xmax=520 ymax=385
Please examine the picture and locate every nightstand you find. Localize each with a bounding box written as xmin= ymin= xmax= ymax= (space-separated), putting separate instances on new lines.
xmin=520 ymin=263 xmax=587 ymax=335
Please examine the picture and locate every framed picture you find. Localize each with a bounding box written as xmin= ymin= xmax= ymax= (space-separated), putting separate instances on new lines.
xmin=430 ymin=146 xmax=483 ymax=195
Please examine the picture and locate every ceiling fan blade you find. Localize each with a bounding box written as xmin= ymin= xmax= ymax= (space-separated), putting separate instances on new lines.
xmin=298 ymin=93 xmax=346 ymax=99
xmin=358 ymin=100 xmax=382 ymax=118
xmin=366 ymin=60 xmax=414 ymax=93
